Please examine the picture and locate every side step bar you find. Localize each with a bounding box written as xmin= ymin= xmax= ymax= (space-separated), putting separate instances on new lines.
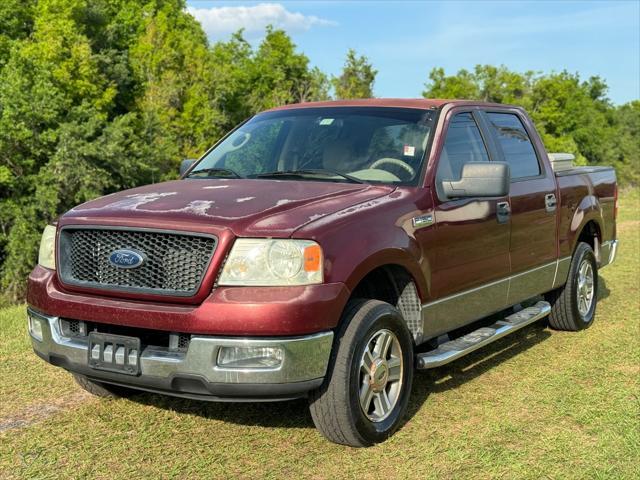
xmin=416 ymin=301 xmax=551 ymax=369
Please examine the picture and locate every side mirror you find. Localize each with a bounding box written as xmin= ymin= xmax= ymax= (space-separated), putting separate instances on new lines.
xmin=180 ymin=159 xmax=196 ymax=177
xmin=442 ymin=162 xmax=510 ymax=198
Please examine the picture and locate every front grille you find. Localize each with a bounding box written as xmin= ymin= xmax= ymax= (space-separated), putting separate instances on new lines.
xmin=177 ymin=333 xmax=191 ymax=349
xmin=60 ymin=318 xmax=191 ymax=350
xmin=58 ymin=227 xmax=217 ymax=296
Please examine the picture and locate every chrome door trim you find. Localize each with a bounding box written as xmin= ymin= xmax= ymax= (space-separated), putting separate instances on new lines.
xmin=421 ymin=278 xmax=508 ymax=340
xmin=507 ymin=261 xmax=556 ymax=305
xmin=422 ymin=275 xmax=510 ymax=308
xmin=422 ymin=258 xmax=568 ymax=341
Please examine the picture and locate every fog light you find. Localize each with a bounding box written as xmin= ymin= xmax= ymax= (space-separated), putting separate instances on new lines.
xmin=217 ymin=346 xmax=283 ymax=369
xmin=28 ymin=314 xmax=44 ymax=342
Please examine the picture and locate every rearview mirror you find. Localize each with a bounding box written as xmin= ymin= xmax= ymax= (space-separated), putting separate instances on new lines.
xmin=180 ymin=159 xmax=196 ymax=177
xmin=442 ymin=162 xmax=510 ymax=198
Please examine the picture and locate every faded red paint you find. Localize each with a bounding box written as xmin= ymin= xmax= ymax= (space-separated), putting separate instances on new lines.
xmin=27 ymin=99 xmax=618 ymax=336
xmin=27 ymin=265 xmax=350 ymax=335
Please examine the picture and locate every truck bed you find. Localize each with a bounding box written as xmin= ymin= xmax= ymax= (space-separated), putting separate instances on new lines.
xmin=555 ymin=165 xmax=617 ymax=259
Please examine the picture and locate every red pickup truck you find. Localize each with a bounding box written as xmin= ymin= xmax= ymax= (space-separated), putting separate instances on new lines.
xmin=27 ymin=99 xmax=618 ymax=447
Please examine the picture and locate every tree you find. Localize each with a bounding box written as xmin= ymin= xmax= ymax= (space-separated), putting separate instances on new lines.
xmin=246 ymin=26 xmax=317 ymax=111
xmin=423 ymin=67 xmax=479 ymax=100
xmin=610 ymin=101 xmax=640 ymax=185
xmin=332 ymin=49 xmax=377 ymax=99
xmin=422 ymin=65 xmax=636 ymax=183
xmin=209 ymin=27 xmax=330 ymax=117
xmin=0 ymin=0 xmax=215 ymax=300
xmin=295 ymin=67 xmax=331 ymax=103
xmin=0 ymin=0 xmax=118 ymax=298
xmin=0 ymin=0 xmax=36 ymax=69
xmin=423 ymin=65 xmax=533 ymax=104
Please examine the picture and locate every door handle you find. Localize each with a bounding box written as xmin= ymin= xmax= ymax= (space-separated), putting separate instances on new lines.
xmin=545 ymin=193 xmax=557 ymax=213
xmin=497 ymin=201 xmax=511 ymax=224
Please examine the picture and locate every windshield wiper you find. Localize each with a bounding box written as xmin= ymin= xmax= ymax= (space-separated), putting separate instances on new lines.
xmin=254 ymin=169 xmax=365 ymax=184
xmin=187 ymin=167 xmax=244 ymax=179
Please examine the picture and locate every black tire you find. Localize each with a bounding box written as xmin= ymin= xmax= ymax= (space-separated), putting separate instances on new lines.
xmin=308 ymin=299 xmax=414 ymax=447
xmin=545 ymin=242 xmax=599 ymax=331
xmin=73 ymin=374 xmax=138 ymax=398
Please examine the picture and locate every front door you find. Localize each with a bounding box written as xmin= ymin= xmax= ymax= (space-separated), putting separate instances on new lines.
xmin=423 ymin=110 xmax=511 ymax=340
xmin=482 ymin=110 xmax=558 ymax=304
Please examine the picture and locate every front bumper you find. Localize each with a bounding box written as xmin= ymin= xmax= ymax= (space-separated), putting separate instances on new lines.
xmin=27 ymin=265 xmax=350 ymax=336
xmin=28 ymin=308 xmax=333 ymax=401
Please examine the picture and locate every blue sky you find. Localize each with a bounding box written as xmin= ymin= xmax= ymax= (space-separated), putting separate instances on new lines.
xmin=186 ymin=1 xmax=640 ymax=104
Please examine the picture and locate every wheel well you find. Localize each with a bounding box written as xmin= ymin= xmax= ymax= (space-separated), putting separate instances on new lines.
xmin=351 ymin=265 xmax=423 ymax=342
xmin=577 ymin=220 xmax=602 ymax=261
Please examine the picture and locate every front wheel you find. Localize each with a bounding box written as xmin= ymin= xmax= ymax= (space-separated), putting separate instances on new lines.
xmin=545 ymin=241 xmax=599 ymax=331
xmin=309 ymin=299 xmax=414 ymax=447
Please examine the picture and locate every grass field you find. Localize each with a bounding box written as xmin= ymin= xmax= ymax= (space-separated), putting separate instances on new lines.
xmin=1 ymin=191 xmax=638 ymax=479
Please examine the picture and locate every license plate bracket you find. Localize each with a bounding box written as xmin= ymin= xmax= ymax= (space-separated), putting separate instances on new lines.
xmin=88 ymin=332 xmax=141 ymax=376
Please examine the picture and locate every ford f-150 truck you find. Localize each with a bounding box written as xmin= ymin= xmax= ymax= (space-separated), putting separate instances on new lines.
xmin=27 ymin=99 xmax=618 ymax=447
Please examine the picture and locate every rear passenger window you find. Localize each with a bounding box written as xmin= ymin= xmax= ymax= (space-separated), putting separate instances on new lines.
xmin=486 ymin=113 xmax=540 ymax=179
xmin=437 ymin=112 xmax=489 ymax=182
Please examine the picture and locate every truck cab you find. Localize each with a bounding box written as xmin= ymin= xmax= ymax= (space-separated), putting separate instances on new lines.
xmin=27 ymin=99 xmax=618 ymax=447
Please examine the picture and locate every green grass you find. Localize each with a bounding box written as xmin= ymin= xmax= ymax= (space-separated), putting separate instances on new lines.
xmin=1 ymin=193 xmax=638 ymax=479
xmin=0 ymin=306 xmax=87 ymax=421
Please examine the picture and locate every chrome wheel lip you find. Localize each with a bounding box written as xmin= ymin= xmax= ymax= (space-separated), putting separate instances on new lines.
xmin=577 ymin=259 xmax=595 ymax=318
xmin=358 ymin=329 xmax=403 ymax=423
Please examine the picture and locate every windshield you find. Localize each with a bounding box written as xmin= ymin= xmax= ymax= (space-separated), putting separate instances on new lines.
xmin=188 ymin=107 xmax=436 ymax=185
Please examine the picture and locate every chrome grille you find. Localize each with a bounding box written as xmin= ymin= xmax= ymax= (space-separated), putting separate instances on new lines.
xmin=58 ymin=228 xmax=216 ymax=296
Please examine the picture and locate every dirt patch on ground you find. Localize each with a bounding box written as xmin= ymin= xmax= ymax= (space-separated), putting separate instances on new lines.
xmin=0 ymin=391 xmax=92 ymax=432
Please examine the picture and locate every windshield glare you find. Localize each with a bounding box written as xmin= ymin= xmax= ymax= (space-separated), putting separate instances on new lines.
xmin=189 ymin=107 xmax=435 ymax=185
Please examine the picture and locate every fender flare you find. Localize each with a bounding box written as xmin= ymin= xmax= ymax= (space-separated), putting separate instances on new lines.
xmin=570 ymin=194 xmax=604 ymax=253
xmin=343 ymin=247 xmax=429 ymax=303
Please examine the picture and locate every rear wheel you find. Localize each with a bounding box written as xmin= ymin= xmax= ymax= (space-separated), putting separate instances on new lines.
xmin=309 ymin=299 xmax=414 ymax=447
xmin=545 ymin=242 xmax=599 ymax=331
xmin=73 ymin=374 xmax=138 ymax=398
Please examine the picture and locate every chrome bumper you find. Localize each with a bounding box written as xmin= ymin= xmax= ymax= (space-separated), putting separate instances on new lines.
xmin=27 ymin=308 xmax=333 ymax=400
xmin=600 ymin=239 xmax=619 ymax=268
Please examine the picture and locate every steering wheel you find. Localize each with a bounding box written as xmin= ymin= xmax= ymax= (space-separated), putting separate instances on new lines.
xmin=369 ymin=158 xmax=416 ymax=178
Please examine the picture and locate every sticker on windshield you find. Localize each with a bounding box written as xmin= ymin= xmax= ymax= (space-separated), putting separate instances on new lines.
xmin=403 ymin=145 xmax=416 ymax=157
xmin=319 ymin=118 xmax=334 ymax=125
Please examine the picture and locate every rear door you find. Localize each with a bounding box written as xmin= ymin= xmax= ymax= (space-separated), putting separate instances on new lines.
xmin=424 ymin=110 xmax=511 ymax=339
xmin=480 ymin=110 xmax=558 ymax=304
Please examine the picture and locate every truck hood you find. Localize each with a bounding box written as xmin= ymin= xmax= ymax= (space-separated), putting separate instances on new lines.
xmin=62 ymin=179 xmax=395 ymax=237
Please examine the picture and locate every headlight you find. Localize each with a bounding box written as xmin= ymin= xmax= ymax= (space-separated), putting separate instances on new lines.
xmin=218 ymin=239 xmax=323 ymax=286
xmin=217 ymin=346 xmax=283 ymax=369
xmin=38 ymin=225 xmax=57 ymax=270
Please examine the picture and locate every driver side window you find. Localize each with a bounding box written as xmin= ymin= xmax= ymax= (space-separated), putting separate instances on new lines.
xmin=437 ymin=113 xmax=489 ymax=183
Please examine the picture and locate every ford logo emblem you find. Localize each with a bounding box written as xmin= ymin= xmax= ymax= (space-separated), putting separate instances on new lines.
xmin=109 ymin=249 xmax=144 ymax=269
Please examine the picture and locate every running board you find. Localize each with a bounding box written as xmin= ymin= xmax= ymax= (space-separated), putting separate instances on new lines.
xmin=416 ymin=301 xmax=551 ymax=369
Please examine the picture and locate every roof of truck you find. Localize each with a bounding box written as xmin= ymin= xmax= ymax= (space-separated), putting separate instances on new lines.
xmin=266 ymin=98 xmax=510 ymax=112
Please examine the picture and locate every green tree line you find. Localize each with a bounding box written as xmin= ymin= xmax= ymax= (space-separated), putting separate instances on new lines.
xmin=423 ymin=65 xmax=639 ymax=185
xmin=0 ymin=0 xmax=637 ymax=302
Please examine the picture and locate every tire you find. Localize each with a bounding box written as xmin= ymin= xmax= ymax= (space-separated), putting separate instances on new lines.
xmin=73 ymin=374 xmax=138 ymax=399
xmin=545 ymin=242 xmax=599 ymax=331
xmin=308 ymin=299 xmax=414 ymax=447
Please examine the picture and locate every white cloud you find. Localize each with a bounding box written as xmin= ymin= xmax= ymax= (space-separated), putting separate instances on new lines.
xmin=187 ymin=3 xmax=336 ymax=40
